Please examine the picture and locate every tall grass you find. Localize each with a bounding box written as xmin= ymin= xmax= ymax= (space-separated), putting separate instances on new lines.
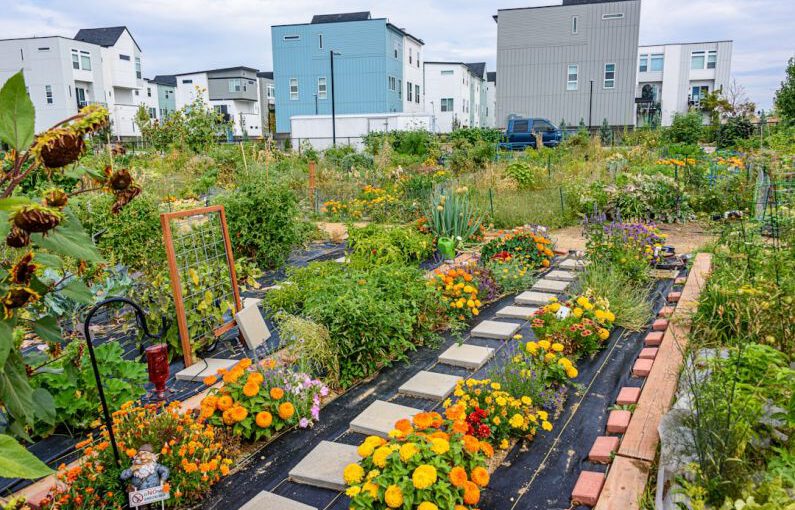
xmin=574 ymin=262 xmax=653 ymax=331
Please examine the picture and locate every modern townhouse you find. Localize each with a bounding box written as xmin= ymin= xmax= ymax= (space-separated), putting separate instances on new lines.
xmin=636 ymin=41 xmax=733 ymax=126
xmin=0 ymin=26 xmax=144 ymax=139
xmin=144 ymin=75 xmax=177 ymax=121
xmin=271 ymin=11 xmax=425 ymax=136
xmin=173 ymin=66 xmax=263 ymax=139
xmin=494 ymin=0 xmax=641 ymax=129
xmin=423 ymin=61 xmax=487 ymax=133
xmin=257 ymin=71 xmax=275 ymax=135
xmin=485 ymin=72 xmax=497 ymax=128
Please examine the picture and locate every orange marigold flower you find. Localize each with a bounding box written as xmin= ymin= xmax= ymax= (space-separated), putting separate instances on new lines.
xmin=270 ymin=387 xmax=285 ymax=400
xmin=217 ymin=395 xmax=233 ymax=411
xmin=255 ymin=411 xmax=273 ymax=428
xmin=479 ymin=441 xmax=494 ymax=458
xmin=463 ymin=481 xmax=481 ymax=505
xmin=471 ymin=466 xmax=490 ymax=487
xmin=395 ymin=418 xmax=412 ymax=433
xmin=449 ymin=466 xmax=468 ymax=488
xmin=203 ymin=375 xmax=218 ymax=386
xmin=445 ymin=404 xmax=464 ymax=421
xmin=230 ymin=405 xmax=248 ymax=422
xmin=243 ymin=382 xmax=260 ymax=397
xmin=462 ymin=435 xmax=480 ymax=454
xmin=125 ymin=448 xmax=137 ymax=458
xmin=451 ymin=420 xmax=469 ymax=434
xmin=412 ymin=412 xmax=434 ymax=430
xmin=278 ymin=402 xmax=295 ymax=420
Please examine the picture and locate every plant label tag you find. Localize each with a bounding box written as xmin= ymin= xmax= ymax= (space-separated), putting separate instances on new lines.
xmin=556 ymin=306 xmax=571 ymax=320
xmin=129 ymin=485 xmax=170 ymax=507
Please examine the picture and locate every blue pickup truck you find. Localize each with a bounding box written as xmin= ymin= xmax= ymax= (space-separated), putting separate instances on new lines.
xmin=499 ymin=118 xmax=563 ymax=150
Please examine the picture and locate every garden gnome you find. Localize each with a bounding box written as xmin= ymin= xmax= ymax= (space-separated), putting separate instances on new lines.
xmin=120 ymin=444 xmax=170 ymax=491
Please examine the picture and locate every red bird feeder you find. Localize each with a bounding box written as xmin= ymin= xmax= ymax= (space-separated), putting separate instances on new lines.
xmin=145 ymin=343 xmax=169 ymax=400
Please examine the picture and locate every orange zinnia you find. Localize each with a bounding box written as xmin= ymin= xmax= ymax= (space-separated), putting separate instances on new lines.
xmin=203 ymin=375 xmax=218 ymax=386
xmin=270 ymin=387 xmax=285 ymax=400
xmin=255 ymin=411 xmax=273 ymax=428
xmin=243 ymin=382 xmax=259 ymax=397
xmin=412 ymin=412 xmax=434 ymax=430
xmin=479 ymin=441 xmax=494 ymax=458
xmin=445 ymin=405 xmax=464 ymax=421
xmin=462 ymin=435 xmax=480 ymax=454
xmin=217 ymin=395 xmax=233 ymax=411
xmin=230 ymin=405 xmax=248 ymax=422
xmin=463 ymin=481 xmax=481 ymax=505
xmin=449 ymin=466 xmax=468 ymax=488
xmin=395 ymin=418 xmax=413 ymax=433
xmin=278 ymin=402 xmax=295 ymax=420
xmin=471 ymin=466 xmax=490 ymax=487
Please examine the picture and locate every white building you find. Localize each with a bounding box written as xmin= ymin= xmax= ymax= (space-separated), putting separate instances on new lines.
xmin=0 ymin=26 xmax=144 ymax=139
xmin=423 ymin=61 xmax=486 ymax=133
xmin=636 ymin=40 xmax=733 ymax=126
xmin=290 ymin=112 xmax=432 ymax=150
xmin=174 ymin=66 xmax=263 ymax=139
xmin=485 ymin=72 xmax=497 ymax=128
xmin=402 ymin=34 xmax=425 ymax=114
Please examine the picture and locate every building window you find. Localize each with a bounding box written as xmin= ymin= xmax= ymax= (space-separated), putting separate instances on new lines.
xmin=266 ymin=84 xmax=274 ymax=98
xmin=572 ymin=16 xmax=578 ymax=34
xmin=604 ymin=63 xmax=616 ymax=89
xmin=691 ymin=85 xmax=709 ymax=103
xmin=120 ymin=54 xmax=130 ymax=61
xmin=707 ymin=50 xmax=717 ymax=69
xmin=283 ymin=35 xmax=300 ymax=41
xmin=289 ymin=78 xmax=299 ymax=100
xmin=393 ymin=42 xmax=399 ymax=59
xmin=567 ymin=64 xmax=578 ymax=91
xmin=147 ymin=87 xmax=152 ymax=97
xmin=415 ymin=84 xmax=420 ymax=104
xmin=440 ymin=98 xmax=454 ymax=112
xmin=409 ymin=47 xmax=413 ymax=64
xmin=38 ymin=47 xmax=50 ymax=52
xmin=441 ymin=70 xmax=454 ymax=76
xmin=182 ymin=79 xmax=193 ymax=84
xmin=388 ymin=76 xmax=396 ymax=91
xmin=135 ymin=57 xmax=142 ymax=79
xmin=650 ymin=53 xmax=664 ymax=72
xmin=407 ymin=81 xmax=412 ymax=102
xmin=317 ymin=77 xmax=327 ymax=99
xmin=228 ymin=79 xmax=242 ymax=92
xmin=639 ymin=54 xmax=648 ymax=72
xmin=602 ymin=13 xmax=624 ymax=19
xmin=134 ymin=89 xmax=139 ymax=96
xmin=691 ymin=51 xmax=705 ymax=69
xmin=45 ymin=85 xmax=53 ymax=104
xmin=71 ymin=50 xmax=79 ymax=70
xmin=149 ymin=107 xmax=157 ymax=118
xmin=398 ymin=79 xmax=402 ymax=99
xmin=318 ymin=34 xmax=323 ymax=49
xmin=80 ymin=51 xmax=91 ymax=70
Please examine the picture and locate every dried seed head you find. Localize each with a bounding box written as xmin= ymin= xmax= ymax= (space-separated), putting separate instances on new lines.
xmin=2 ymin=286 xmax=41 ymax=318
xmin=43 ymin=188 xmax=69 ymax=209
xmin=6 ymin=226 xmax=31 ymax=248
xmin=111 ymin=184 xmax=142 ymax=214
xmin=109 ymin=169 xmax=133 ymax=191
xmin=35 ymin=128 xmax=86 ymax=169
xmin=73 ymin=104 xmax=110 ymax=134
xmin=10 ymin=253 xmax=37 ymax=285
xmin=12 ymin=204 xmax=63 ymax=234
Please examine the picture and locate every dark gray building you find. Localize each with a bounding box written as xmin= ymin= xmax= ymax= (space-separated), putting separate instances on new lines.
xmin=494 ymin=0 xmax=641 ymax=129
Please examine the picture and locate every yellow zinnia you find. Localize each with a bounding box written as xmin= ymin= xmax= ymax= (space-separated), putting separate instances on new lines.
xmin=412 ymin=464 xmax=437 ymax=489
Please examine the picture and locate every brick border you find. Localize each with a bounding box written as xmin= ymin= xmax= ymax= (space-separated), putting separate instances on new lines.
xmin=594 ymin=253 xmax=711 ymax=510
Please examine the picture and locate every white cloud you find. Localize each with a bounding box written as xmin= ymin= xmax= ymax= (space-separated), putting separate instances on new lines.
xmin=2 ymin=0 xmax=792 ymax=108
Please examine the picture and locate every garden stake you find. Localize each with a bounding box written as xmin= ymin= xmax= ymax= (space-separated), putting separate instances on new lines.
xmin=489 ymin=187 xmax=494 ymax=219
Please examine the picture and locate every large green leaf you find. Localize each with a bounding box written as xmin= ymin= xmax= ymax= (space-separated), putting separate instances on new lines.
xmin=0 ymin=434 xmax=53 ymax=479
xmin=32 ymin=252 xmax=64 ymax=270
xmin=0 ymin=351 xmax=35 ymax=425
xmin=32 ymin=208 xmax=103 ymax=263
xmin=31 ymin=388 xmax=56 ymax=426
xmin=29 ymin=314 xmax=61 ymax=343
xmin=0 ymin=197 xmax=32 ymax=211
xmin=0 ymin=71 xmax=35 ymax=151
xmin=0 ymin=320 xmax=11 ymax=368
xmin=59 ymin=278 xmax=93 ymax=304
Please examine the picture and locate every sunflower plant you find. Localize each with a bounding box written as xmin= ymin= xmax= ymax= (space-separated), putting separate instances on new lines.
xmin=0 ymin=71 xmax=142 ymax=478
xmin=530 ymin=293 xmax=615 ymax=356
xmin=198 ymin=358 xmax=328 ymax=441
xmin=345 ymin=411 xmax=490 ymax=510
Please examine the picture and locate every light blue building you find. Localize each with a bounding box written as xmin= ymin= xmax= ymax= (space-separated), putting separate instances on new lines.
xmin=271 ymin=11 xmax=424 ymax=135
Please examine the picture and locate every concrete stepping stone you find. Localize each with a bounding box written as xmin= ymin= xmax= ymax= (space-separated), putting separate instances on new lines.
xmin=515 ymin=291 xmax=556 ymax=306
xmin=559 ymin=258 xmax=588 ymax=271
xmin=616 ymin=387 xmax=641 ymax=405
xmin=438 ymin=343 xmax=494 ymax=369
xmin=607 ymin=410 xmax=632 ymax=434
xmin=532 ymin=279 xmax=569 ymax=293
xmin=288 ymin=441 xmax=360 ymax=491
xmin=175 ymin=358 xmax=238 ymax=382
xmin=350 ymin=400 xmax=422 ymax=438
xmin=496 ymin=305 xmax=538 ymax=320
xmin=572 ymin=471 xmax=605 ymax=507
xmin=470 ymin=320 xmax=521 ymax=340
xmin=674 ymin=276 xmax=687 ymax=285
xmin=240 ymin=491 xmax=317 ymax=510
xmin=399 ymin=371 xmax=460 ymax=401
xmin=334 ymin=256 xmax=347 ymax=263
xmin=545 ymin=270 xmax=577 ymax=282
xmin=588 ymin=436 xmax=620 ymax=464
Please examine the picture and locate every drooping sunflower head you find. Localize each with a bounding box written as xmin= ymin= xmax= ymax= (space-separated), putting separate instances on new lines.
xmin=42 ymin=188 xmax=69 ymax=209
xmin=10 ymin=253 xmax=37 ymax=285
xmin=3 ymin=286 xmax=41 ymax=318
xmin=5 ymin=226 xmax=31 ymax=248
xmin=11 ymin=204 xmax=63 ymax=234
xmin=31 ymin=128 xmax=86 ymax=169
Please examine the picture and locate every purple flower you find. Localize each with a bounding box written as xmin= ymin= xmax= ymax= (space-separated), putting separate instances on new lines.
xmin=320 ymin=386 xmax=329 ymax=397
xmin=311 ymin=404 xmax=320 ymax=420
xmin=299 ymin=418 xmax=310 ymax=428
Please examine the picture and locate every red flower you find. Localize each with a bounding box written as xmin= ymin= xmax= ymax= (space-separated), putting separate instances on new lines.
xmin=476 ymin=424 xmax=491 ymax=439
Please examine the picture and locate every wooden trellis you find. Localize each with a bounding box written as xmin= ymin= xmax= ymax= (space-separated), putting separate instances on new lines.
xmin=160 ymin=205 xmax=242 ymax=367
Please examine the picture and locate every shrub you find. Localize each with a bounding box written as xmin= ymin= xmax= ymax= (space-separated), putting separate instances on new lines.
xmin=480 ymin=229 xmax=554 ymax=270
xmin=214 ymin=178 xmax=303 ymax=269
xmin=504 ymin=160 xmax=539 ymax=190
xmin=574 ymin=262 xmax=652 ymax=332
xmin=716 ymin=116 xmax=755 ymax=149
xmin=347 ymin=224 xmax=434 ymax=267
xmin=666 ymin=111 xmax=704 ymax=145
xmin=199 ymin=358 xmax=328 ymax=441
xmin=276 ymin=313 xmax=340 ymax=389
xmin=486 ymin=257 xmax=537 ymax=294
xmin=583 ymin=218 xmax=665 ymax=282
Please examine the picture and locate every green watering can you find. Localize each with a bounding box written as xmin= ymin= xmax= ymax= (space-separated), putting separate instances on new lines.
xmin=437 ymin=237 xmax=456 ymax=261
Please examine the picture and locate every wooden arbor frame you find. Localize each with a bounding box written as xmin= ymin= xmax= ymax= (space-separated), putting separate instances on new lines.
xmin=160 ymin=205 xmax=242 ymax=367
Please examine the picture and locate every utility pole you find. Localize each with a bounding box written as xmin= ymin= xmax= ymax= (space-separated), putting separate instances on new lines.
xmin=330 ymin=50 xmax=340 ymax=146
xmin=588 ymin=80 xmax=594 ymax=130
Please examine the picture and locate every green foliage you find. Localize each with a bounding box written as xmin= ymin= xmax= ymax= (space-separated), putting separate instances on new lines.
xmin=447 ymin=139 xmax=495 ymax=173
xmin=347 ymin=224 xmax=434 ymax=267
xmin=666 ymin=112 xmax=704 ymax=146
xmin=504 ymin=160 xmax=539 ymax=190
xmin=0 ymin=434 xmax=52 ymax=479
xmin=31 ymin=342 xmax=147 ymax=432
xmin=774 ymin=56 xmax=795 ymax=123
xmin=599 ymin=118 xmax=613 ymax=146
xmin=275 ymin=313 xmax=340 ymax=389
xmin=0 ymin=72 xmax=35 ymax=151
xmin=265 ymin=262 xmax=443 ymax=387
xmin=426 ymin=186 xmax=483 ymax=244
xmin=716 ymin=116 xmax=755 ymax=149
xmin=486 ymin=257 xmax=537 ymax=294
xmin=448 ymin=127 xmax=504 ymax=144
xmin=214 ymin=176 xmax=303 ymax=269
xmin=574 ymin=261 xmax=653 ymax=331
xmin=140 ymin=91 xmax=231 ymax=153
xmin=324 ymin=145 xmax=373 ymax=172
xmin=363 ymin=129 xmax=438 ymax=158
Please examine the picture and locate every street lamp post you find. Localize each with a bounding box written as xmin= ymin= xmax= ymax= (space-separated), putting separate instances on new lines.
xmin=330 ymin=50 xmax=341 ymax=146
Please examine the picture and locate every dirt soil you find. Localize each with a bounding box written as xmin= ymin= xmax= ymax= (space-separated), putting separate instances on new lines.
xmin=551 ymin=221 xmax=715 ymax=255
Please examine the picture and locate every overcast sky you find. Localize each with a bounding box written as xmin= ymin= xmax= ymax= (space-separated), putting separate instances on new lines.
xmin=2 ymin=0 xmax=792 ymax=109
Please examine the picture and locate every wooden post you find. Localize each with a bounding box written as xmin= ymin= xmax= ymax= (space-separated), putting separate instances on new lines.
xmin=308 ymin=160 xmax=316 ymax=204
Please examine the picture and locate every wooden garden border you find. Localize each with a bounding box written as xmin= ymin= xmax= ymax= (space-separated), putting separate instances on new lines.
xmin=160 ymin=205 xmax=242 ymax=367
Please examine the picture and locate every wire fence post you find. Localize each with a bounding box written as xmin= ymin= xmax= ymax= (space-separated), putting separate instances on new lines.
xmin=559 ymin=187 xmax=565 ymax=216
xmin=488 ymin=188 xmax=495 ymax=219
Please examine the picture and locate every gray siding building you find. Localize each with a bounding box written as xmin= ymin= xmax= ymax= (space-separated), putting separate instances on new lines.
xmin=495 ymin=0 xmax=641 ymax=129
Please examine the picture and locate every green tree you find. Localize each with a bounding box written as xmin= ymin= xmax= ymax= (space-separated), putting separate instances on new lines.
xmin=599 ymin=118 xmax=613 ymax=145
xmin=666 ymin=112 xmax=704 ymax=145
xmin=774 ymin=56 xmax=795 ymax=123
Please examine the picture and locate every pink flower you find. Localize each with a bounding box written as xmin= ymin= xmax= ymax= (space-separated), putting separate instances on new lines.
xmin=299 ymin=418 xmax=310 ymax=428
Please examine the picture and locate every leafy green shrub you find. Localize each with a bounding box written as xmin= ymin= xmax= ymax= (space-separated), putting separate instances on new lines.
xmin=31 ymin=342 xmax=147 ymax=433
xmin=72 ymin=192 xmax=165 ymax=273
xmin=265 ymin=262 xmax=444 ymax=387
xmin=347 ymin=224 xmax=434 ymax=267
xmin=447 ymin=139 xmax=495 ymax=173
xmin=214 ymin=177 xmax=303 ymax=269
xmin=448 ymin=127 xmax=504 ymax=144
xmin=666 ymin=111 xmax=704 ymax=145
xmin=504 ymin=160 xmax=539 ymax=190
xmin=716 ymin=116 xmax=755 ymax=149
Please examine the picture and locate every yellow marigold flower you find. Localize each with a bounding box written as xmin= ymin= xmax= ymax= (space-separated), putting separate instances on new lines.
xmin=372 ymin=445 xmax=392 ymax=468
xmin=551 ymin=342 xmax=564 ymax=352
xmin=399 ymin=442 xmax=419 ymax=462
xmin=542 ymin=420 xmax=553 ymax=431
xmin=493 ymin=416 xmax=501 ymax=426
xmin=526 ymin=341 xmax=539 ymax=354
xmin=521 ymin=396 xmax=532 ymax=406
xmin=412 ymin=464 xmax=437 ymax=489
xmin=573 ymin=307 xmax=583 ymax=318
xmin=538 ymin=410 xmax=549 ymax=421
xmin=548 ymin=302 xmax=561 ymax=313
xmin=598 ymin=328 xmax=610 ymax=340
xmin=418 ymin=503 xmax=439 ymax=510
xmin=496 ymin=396 xmax=507 ymax=407
xmin=384 ymin=485 xmax=403 ymax=508
xmin=537 ymin=339 xmax=551 ymax=351
xmin=499 ymin=439 xmax=510 ymax=449
xmin=606 ymin=311 xmax=616 ymax=322
xmin=509 ymin=414 xmax=525 ymax=428
xmin=544 ymin=352 xmax=556 ymax=363
xmin=343 ymin=463 xmax=364 ymax=485
xmin=345 ymin=485 xmax=361 ymax=497
xmin=430 ymin=437 xmax=450 ymax=455
xmin=362 ymin=481 xmax=379 ymax=498
xmin=558 ymin=357 xmax=573 ymax=369
xmin=367 ymin=469 xmax=380 ymax=480
xmin=566 ymin=366 xmax=579 ymax=379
